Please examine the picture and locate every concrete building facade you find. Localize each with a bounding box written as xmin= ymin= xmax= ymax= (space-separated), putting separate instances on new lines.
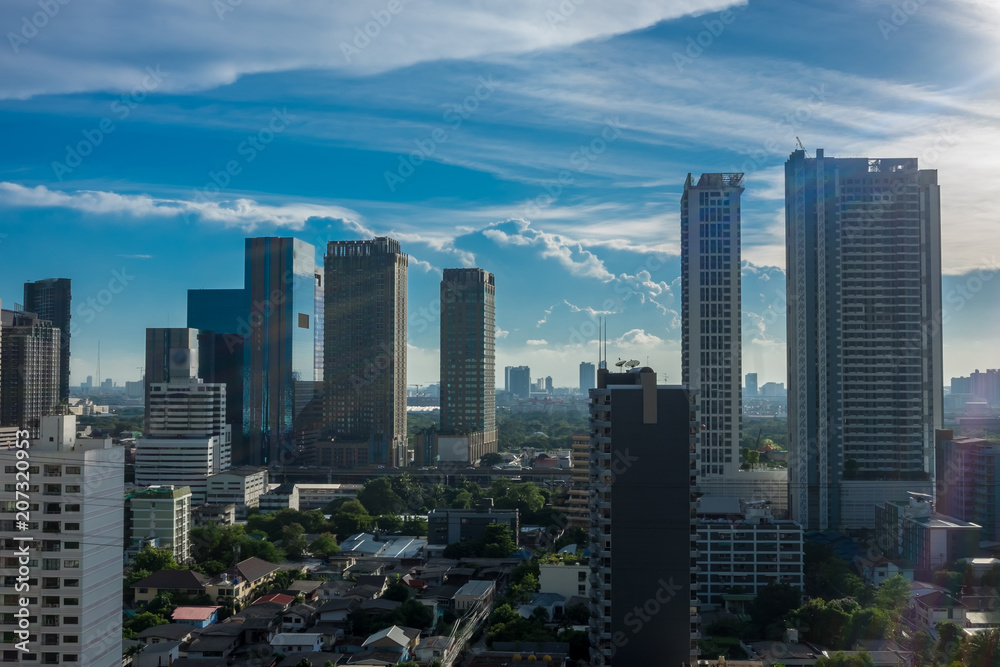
xmin=127 ymin=485 xmax=193 ymax=563
xmin=0 ymin=415 xmax=123 ymax=665
xmin=23 ymin=278 xmax=72 ymax=402
xmin=324 ymin=238 xmax=408 ymax=466
xmin=588 ymin=366 xmax=699 ymax=666
xmin=786 ymin=150 xmax=942 ymax=530
xmin=0 ymin=309 xmax=60 ymax=436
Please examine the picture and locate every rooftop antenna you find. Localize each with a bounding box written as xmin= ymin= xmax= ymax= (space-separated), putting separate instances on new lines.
xmin=796 ymin=137 xmax=811 ymax=158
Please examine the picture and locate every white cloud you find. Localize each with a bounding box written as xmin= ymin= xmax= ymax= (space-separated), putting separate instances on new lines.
xmin=495 ymin=327 xmax=510 ymax=339
xmin=483 ymin=219 xmax=614 ymax=280
xmin=0 ymin=0 xmax=746 ymax=100
xmin=526 ymin=339 xmax=549 ymax=346
xmin=0 ymin=182 xmax=361 ymax=231
xmin=614 ymin=328 xmax=664 ymax=347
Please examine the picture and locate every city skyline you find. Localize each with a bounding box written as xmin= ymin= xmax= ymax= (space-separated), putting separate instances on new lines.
xmin=1 ymin=1 xmax=998 ymax=389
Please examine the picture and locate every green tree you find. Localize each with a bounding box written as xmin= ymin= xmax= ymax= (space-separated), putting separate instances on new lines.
xmin=479 ymin=452 xmax=503 ymax=467
xmin=281 ymin=523 xmax=309 ymax=559
xmin=131 ymin=546 xmax=178 ymax=573
xmin=482 ymin=523 xmax=517 ymax=558
xmin=383 ymin=582 xmax=412 ymax=602
xmin=747 ymin=583 xmax=801 ymax=638
xmin=873 ymin=574 xmax=910 ymax=615
xmin=401 ymin=517 xmax=427 ymax=536
xmin=309 ymin=533 xmax=340 ymax=558
xmin=962 ymin=626 xmax=1000 ymax=666
xmin=124 ymin=611 xmax=170 ymax=638
xmin=815 ymin=651 xmax=874 ymax=667
xmin=358 ymin=478 xmax=405 ymax=515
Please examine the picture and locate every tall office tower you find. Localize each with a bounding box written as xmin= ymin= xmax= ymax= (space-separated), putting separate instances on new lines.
xmin=579 ymin=362 xmax=596 ymax=392
xmin=681 ymin=173 xmax=744 ymax=492
xmin=324 ymin=238 xmax=408 ymax=466
xmin=504 ymin=366 xmax=512 ymax=394
xmin=588 ymin=366 xmax=699 ymax=667
xmin=23 ymin=278 xmax=72 ymax=402
xmin=439 ymin=269 xmax=497 ymax=461
xmin=244 ymin=237 xmax=323 ymax=466
xmin=0 ymin=309 xmax=60 ymax=436
xmin=745 ymin=372 xmax=758 ymax=398
xmin=136 ymin=349 xmax=231 ymax=503
xmin=0 ymin=415 xmax=123 ymax=665
xmin=786 ymin=149 xmax=942 ymax=530
xmin=508 ymin=365 xmax=530 ymax=399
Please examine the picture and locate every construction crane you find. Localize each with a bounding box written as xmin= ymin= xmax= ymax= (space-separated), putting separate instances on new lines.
xmin=796 ymin=137 xmax=811 ymax=158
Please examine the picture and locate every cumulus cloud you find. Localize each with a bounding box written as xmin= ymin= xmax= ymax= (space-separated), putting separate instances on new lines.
xmin=484 ymin=219 xmax=613 ymax=280
xmin=0 ymin=182 xmax=361 ymax=231
xmin=614 ymin=328 xmax=664 ymax=347
xmin=495 ymin=327 xmax=510 ymax=339
xmin=526 ymin=339 xmax=549 ymax=346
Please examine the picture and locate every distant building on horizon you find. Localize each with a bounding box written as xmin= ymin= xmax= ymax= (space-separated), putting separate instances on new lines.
xmin=324 ymin=237 xmax=408 ymax=466
xmin=745 ymin=372 xmax=758 ymax=398
xmin=508 ymin=365 xmax=530 ymax=400
xmin=579 ymin=362 xmax=596 ymax=393
xmin=786 ymin=149 xmax=942 ymax=530
xmin=23 ymin=277 xmax=72 ymax=402
xmin=438 ymin=268 xmax=497 ymax=463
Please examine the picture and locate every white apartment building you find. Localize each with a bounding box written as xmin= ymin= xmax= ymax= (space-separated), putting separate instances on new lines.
xmin=1 ymin=415 xmax=123 ymax=665
xmin=206 ymin=467 xmax=267 ymax=519
xmin=136 ymin=376 xmax=231 ymax=504
xmin=128 ymin=485 xmax=193 ymax=563
xmin=695 ymin=499 xmax=804 ymax=608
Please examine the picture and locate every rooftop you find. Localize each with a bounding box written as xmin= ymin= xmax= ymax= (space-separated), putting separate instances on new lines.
xmin=171 ymin=606 xmax=220 ymax=621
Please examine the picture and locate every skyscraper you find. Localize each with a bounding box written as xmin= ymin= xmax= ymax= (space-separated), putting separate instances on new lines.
xmin=23 ymin=278 xmax=72 ymax=402
xmin=681 ymin=172 xmax=744 ymax=490
xmin=745 ymin=372 xmax=758 ymax=398
xmin=244 ymin=237 xmax=323 ymax=466
xmin=0 ymin=309 xmax=60 ymax=436
xmin=439 ymin=268 xmax=497 ymax=461
xmin=0 ymin=415 xmax=124 ymax=665
xmin=508 ymin=365 xmax=530 ymax=399
xmin=324 ymin=237 xmax=408 ymax=466
xmin=579 ymin=361 xmax=596 ymax=392
xmin=786 ymin=149 xmax=942 ymax=530
xmin=588 ymin=366 xmax=699 ymax=666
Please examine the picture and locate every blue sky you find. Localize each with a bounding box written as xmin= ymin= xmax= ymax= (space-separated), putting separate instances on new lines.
xmin=0 ymin=0 xmax=998 ymax=388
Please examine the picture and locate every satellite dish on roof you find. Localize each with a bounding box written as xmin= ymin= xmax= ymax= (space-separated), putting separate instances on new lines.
xmin=615 ymin=359 xmax=627 ymax=368
xmin=626 ymin=360 xmax=640 ymax=369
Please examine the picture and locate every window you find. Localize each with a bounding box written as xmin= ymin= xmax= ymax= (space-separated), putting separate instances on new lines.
xmin=63 ymin=617 xmax=78 ymax=625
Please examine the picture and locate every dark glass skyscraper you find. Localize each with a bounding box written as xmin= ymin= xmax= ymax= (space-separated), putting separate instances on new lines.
xmin=324 ymin=237 xmax=408 ymax=466
xmin=244 ymin=237 xmax=323 ymax=466
xmin=23 ymin=278 xmax=71 ymax=401
xmin=786 ymin=149 xmax=942 ymax=530
xmin=439 ymin=268 xmax=496 ymax=461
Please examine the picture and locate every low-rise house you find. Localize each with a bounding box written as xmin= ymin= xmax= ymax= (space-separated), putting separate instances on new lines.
xmin=285 ymin=579 xmax=324 ymax=603
xmin=360 ymin=599 xmax=403 ymax=614
xmin=356 ymin=574 xmax=390 ymax=594
xmin=172 ymin=606 xmax=221 ymax=628
xmin=254 ymin=593 xmax=295 ymax=610
xmin=270 ymin=633 xmax=324 ymax=654
xmin=361 ymin=625 xmax=420 ymax=660
xmin=517 ymin=592 xmax=565 ymax=620
xmin=914 ymin=591 xmax=968 ymax=637
xmin=132 ymin=569 xmax=210 ymax=604
xmin=206 ymin=557 xmax=281 ymax=608
xmin=134 ymin=640 xmax=182 ymax=667
xmin=347 ymin=648 xmax=406 ymax=665
xmin=317 ymin=598 xmax=360 ymax=625
xmin=135 ymin=623 xmax=197 ymax=645
xmin=414 ymin=636 xmax=454 ymax=663
xmin=319 ymin=579 xmax=358 ymax=599
xmin=277 ymin=653 xmax=342 ymax=667
xmin=282 ymin=603 xmax=317 ymax=632
xmin=185 ymin=633 xmax=240 ymax=661
xmin=454 ymin=580 xmax=495 ymax=612
xmin=345 ymin=584 xmax=384 ymax=601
